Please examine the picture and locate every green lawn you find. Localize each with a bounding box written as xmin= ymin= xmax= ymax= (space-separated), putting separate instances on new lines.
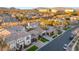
xmin=38 ymin=37 xmax=49 ymax=43
xmin=52 ymin=35 xmax=57 ymax=38
xmin=50 ymin=32 xmax=54 ymax=36
xmin=64 ymin=27 xmax=71 ymax=30
xmin=27 ymin=45 xmax=38 ymax=51
xmin=27 ymin=28 xmax=34 ymax=31
xmin=58 ymin=31 xmax=62 ymax=34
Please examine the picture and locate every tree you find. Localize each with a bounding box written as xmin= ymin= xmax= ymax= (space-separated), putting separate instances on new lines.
xmin=0 ymin=36 xmax=10 ymax=51
xmin=72 ymin=11 xmax=77 ymax=16
xmin=65 ymin=17 xmax=70 ymax=20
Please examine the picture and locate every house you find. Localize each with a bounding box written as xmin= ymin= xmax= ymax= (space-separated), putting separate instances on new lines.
xmin=6 ymin=27 xmax=46 ymax=50
xmin=0 ymin=14 xmax=18 ymax=22
xmin=28 ymin=27 xmax=45 ymax=37
xmin=69 ymin=28 xmax=79 ymax=51
xmin=26 ymin=22 xmax=40 ymax=29
xmin=70 ymin=16 xmax=79 ymax=24
xmin=7 ymin=25 xmax=26 ymax=32
xmin=37 ymin=8 xmax=50 ymax=13
xmin=0 ymin=26 xmax=33 ymax=51
xmin=46 ymin=26 xmax=57 ymax=36
xmin=0 ymin=29 xmax=11 ymax=51
xmin=28 ymin=30 xmax=39 ymax=42
xmin=65 ymin=9 xmax=74 ymax=14
xmin=72 ymin=28 xmax=79 ymax=36
xmin=26 ymin=12 xmax=40 ymax=19
xmin=0 ymin=17 xmax=3 ymax=25
xmin=28 ymin=27 xmax=46 ymax=42
xmin=4 ymin=31 xmax=31 ymax=51
xmin=30 ymin=27 xmax=57 ymax=36
xmin=51 ymin=9 xmax=58 ymax=13
xmin=34 ymin=27 xmax=47 ymax=36
xmin=0 ymin=28 xmax=11 ymax=37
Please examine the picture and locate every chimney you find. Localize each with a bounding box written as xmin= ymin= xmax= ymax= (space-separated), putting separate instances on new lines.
xmin=28 ymin=23 xmax=30 ymax=26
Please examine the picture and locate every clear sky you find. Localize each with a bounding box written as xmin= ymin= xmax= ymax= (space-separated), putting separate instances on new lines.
xmin=0 ymin=0 xmax=79 ymax=9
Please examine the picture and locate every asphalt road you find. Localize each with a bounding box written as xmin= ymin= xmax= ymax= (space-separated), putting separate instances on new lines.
xmin=39 ymin=26 xmax=79 ymax=51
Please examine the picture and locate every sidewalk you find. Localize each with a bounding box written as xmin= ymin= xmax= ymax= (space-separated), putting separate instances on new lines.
xmin=43 ymin=35 xmax=54 ymax=41
xmin=23 ymin=44 xmax=34 ymax=51
xmin=33 ymin=41 xmax=45 ymax=49
xmin=66 ymin=37 xmax=78 ymax=51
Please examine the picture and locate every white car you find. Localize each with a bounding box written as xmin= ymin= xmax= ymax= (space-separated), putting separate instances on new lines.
xmin=63 ymin=46 xmax=67 ymax=50
xmin=69 ymin=35 xmax=74 ymax=40
xmin=63 ymin=44 xmax=68 ymax=50
xmin=64 ymin=44 xmax=67 ymax=47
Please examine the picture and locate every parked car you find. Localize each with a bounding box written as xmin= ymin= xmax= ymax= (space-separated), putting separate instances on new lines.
xmin=64 ymin=44 xmax=67 ymax=47
xmin=69 ymin=35 xmax=74 ymax=40
xmin=63 ymin=44 xmax=68 ymax=50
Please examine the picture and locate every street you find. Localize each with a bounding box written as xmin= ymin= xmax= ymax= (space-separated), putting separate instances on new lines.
xmin=39 ymin=26 xmax=79 ymax=51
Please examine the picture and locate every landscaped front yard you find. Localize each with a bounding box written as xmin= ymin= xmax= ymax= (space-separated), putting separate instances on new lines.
xmin=57 ymin=30 xmax=62 ymax=35
xmin=49 ymin=32 xmax=54 ymax=37
xmin=27 ymin=28 xmax=34 ymax=31
xmin=63 ymin=27 xmax=71 ymax=30
xmin=38 ymin=37 xmax=49 ymax=43
xmin=52 ymin=34 xmax=58 ymax=38
xmin=27 ymin=45 xmax=38 ymax=51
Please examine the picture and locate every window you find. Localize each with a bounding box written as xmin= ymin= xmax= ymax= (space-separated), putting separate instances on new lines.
xmin=26 ymin=37 xmax=30 ymax=40
xmin=28 ymin=41 xmax=29 ymax=43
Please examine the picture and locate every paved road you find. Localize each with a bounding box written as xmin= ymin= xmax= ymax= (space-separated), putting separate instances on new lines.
xmin=39 ymin=26 xmax=79 ymax=51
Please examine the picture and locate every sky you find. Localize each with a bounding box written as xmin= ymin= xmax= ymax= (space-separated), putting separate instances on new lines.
xmin=0 ymin=0 xmax=79 ymax=9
